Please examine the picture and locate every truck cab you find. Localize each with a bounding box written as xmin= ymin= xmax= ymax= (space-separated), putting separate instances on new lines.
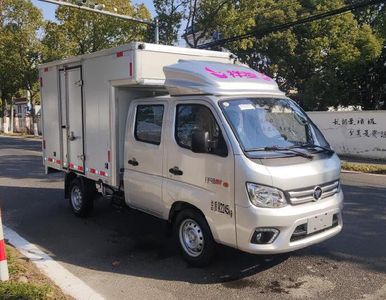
xmin=122 ymin=61 xmax=343 ymax=265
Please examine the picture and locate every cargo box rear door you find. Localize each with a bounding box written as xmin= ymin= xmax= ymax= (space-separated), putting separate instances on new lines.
xmin=62 ymin=66 xmax=85 ymax=173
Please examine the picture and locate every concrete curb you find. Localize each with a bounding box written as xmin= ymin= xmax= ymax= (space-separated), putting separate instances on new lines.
xmin=341 ymin=170 xmax=386 ymax=177
xmin=4 ymin=226 xmax=105 ymax=300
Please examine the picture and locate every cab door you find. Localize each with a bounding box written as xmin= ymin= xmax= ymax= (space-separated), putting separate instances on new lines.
xmin=124 ymin=101 xmax=167 ymax=217
xmin=164 ymin=99 xmax=236 ymax=246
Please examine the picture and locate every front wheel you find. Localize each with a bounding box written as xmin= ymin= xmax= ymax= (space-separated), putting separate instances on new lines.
xmin=69 ymin=177 xmax=95 ymax=217
xmin=174 ymin=209 xmax=215 ymax=267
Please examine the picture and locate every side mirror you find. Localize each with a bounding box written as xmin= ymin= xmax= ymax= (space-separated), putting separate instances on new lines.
xmin=191 ymin=130 xmax=209 ymax=153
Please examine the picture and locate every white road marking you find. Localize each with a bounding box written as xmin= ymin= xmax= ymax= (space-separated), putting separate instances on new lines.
xmin=4 ymin=226 xmax=105 ymax=300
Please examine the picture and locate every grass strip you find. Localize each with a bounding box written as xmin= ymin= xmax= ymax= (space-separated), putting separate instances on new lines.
xmin=0 ymin=245 xmax=69 ymax=299
xmin=341 ymin=161 xmax=386 ymax=175
xmin=0 ymin=282 xmax=51 ymax=300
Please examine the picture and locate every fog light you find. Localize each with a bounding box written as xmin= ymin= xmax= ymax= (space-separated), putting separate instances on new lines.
xmin=332 ymin=213 xmax=339 ymax=226
xmin=251 ymin=228 xmax=279 ymax=244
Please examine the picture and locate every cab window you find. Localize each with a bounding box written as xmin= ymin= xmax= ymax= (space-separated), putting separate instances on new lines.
xmin=175 ymin=104 xmax=228 ymax=157
xmin=135 ymin=104 xmax=164 ymax=145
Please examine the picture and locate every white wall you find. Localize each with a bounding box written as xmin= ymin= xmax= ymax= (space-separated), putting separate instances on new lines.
xmin=308 ymin=111 xmax=386 ymax=160
xmin=0 ymin=116 xmax=42 ymax=135
xmin=0 ymin=117 xmax=10 ymax=133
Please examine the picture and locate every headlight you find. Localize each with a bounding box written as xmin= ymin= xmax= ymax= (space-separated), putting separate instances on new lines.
xmin=246 ymin=183 xmax=287 ymax=208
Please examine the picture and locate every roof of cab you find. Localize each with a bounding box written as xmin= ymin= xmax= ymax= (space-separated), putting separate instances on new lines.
xmin=163 ymin=60 xmax=283 ymax=96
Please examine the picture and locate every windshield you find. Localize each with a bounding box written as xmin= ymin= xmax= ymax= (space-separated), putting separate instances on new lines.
xmin=220 ymin=97 xmax=329 ymax=152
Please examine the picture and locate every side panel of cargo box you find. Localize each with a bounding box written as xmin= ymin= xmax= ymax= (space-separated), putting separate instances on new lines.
xmin=82 ymin=50 xmax=135 ymax=187
xmin=41 ymin=42 xmax=235 ymax=186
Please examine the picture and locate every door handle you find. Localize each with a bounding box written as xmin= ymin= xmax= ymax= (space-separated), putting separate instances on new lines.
xmin=68 ymin=131 xmax=76 ymax=141
xmin=128 ymin=158 xmax=139 ymax=166
xmin=169 ymin=166 xmax=183 ymax=176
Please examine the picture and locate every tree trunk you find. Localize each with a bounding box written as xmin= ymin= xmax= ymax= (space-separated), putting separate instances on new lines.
xmin=10 ymin=101 xmax=14 ymax=133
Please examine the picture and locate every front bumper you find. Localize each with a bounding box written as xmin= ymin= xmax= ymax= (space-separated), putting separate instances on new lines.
xmin=235 ymin=191 xmax=343 ymax=254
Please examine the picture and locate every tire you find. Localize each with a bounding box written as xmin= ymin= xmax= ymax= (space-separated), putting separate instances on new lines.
xmin=69 ymin=177 xmax=95 ymax=217
xmin=174 ymin=209 xmax=216 ymax=267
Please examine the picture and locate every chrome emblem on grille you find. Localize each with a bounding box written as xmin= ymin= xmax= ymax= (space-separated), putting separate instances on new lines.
xmin=313 ymin=186 xmax=323 ymax=201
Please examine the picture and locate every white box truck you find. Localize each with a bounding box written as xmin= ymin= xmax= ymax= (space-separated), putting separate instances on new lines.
xmin=40 ymin=42 xmax=343 ymax=266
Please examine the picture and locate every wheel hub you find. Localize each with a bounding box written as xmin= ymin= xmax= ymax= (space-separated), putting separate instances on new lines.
xmin=179 ymin=219 xmax=204 ymax=257
xmin=71 ymin=185 xmax=83 ymax=211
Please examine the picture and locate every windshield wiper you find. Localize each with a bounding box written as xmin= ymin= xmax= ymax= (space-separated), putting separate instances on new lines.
xmin=246 ymin=146 xmax=313 ymax=159
xmin=299 ymin=143 xmax=334 ymax=154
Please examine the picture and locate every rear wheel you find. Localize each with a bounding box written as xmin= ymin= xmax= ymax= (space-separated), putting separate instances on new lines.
xmin=69 ymin=177 xmax=95 ymax=217
xmin=174 ymin=209 xmax=215 ymax=267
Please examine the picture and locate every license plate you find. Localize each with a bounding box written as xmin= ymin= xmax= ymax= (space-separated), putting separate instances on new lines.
xmin=307 ymin=212 xmax=333 ymax=234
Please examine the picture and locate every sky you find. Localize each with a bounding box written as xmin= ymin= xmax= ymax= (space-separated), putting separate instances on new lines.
xmin=31 ymin=0 xmax=156 ymax=21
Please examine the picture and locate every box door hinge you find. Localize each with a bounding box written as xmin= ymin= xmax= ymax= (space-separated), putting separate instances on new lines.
xmin=75 ymin=80 xmax=84 ymax=87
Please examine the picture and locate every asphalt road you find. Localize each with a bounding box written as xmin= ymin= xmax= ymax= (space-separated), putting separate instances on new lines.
xmin=0 ymin=135 xmax=385 ymax=300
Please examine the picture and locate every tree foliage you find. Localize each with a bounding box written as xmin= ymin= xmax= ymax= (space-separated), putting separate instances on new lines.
xmin=42 ymin=0 xmax=152 ymax=60
xmin=0 ymin=0 xmax=43 ymax=114
xmin=154 ymin=0 xmax=185 ymax=45
xmin=156 ymin=0 xmax=385 ymax=110
xmin=0 ymin=0 xmax=153 ymax=116
xmin=0 ymin=0 xmax=384 ymax=113
xmin=154 ymin=0 xmax=231 ymax=47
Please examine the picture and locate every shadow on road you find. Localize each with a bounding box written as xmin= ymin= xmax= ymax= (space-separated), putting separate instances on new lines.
xmin=0 ymin=136 xmax=61 ymax=181
xmin=0 ymin=136 xmax=41 ymax=152
xmin=0 ymin=135 xmax=385 ymax=286
xmin=0 ymin=154 xmax=63 ymax=182
xmin=1 ymin=182 xmax=385 ymax=285
xmin=0 ymin=184 xmax=289 ymax=284
xmin=293 ymin=184 xmax=386 ymax=274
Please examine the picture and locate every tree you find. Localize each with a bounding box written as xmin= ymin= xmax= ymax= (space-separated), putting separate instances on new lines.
xmin=205 ymin=0 xmax=383 ymax=110
xmin=153 ymin=0 xmax=232 ymax=47
xmin=154 ymin=0 xmax=185 ymax=45
xmin=183 ymin=0 xmax=231 ymax=47
xmin=345 ymin=1 xmax=385 ymax=109
xmin=42 ymin=0 xmax=152 ymax=60
xmin=0 ymin=0 xmax=44 ymax=117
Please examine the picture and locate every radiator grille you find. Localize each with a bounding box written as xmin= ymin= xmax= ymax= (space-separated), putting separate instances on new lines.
xmin=287 ymin=181 xmax=339 ymax=205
